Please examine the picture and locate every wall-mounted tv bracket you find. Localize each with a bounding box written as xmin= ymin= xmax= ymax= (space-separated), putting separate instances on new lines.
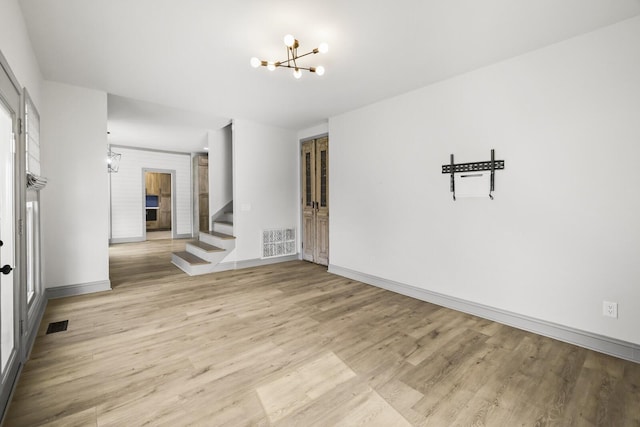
xmin=441 ymin=149 xmax=505 ymax=201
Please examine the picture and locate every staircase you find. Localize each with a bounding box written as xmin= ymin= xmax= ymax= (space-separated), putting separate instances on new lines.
xmin=172 ymin=211 xmax=236 ymax=276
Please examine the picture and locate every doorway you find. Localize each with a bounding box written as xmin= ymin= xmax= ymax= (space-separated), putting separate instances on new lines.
xmin=301 ymin=136 xmax=329 ymax=266
xmin=144 ymin=171 xmax=173 ymax=240
xmin=0 ymin=54 xmax=21 ymax=418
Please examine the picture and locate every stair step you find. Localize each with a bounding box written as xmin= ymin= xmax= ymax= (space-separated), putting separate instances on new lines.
xmin=204 ymin=231 xmax=236 ymax=240
xmin=172 ymin=251 xmax=210 ymax=265
xmin=213 ymin=220 xmax=233 ymax=235
xmin=188 ymin=240 xmax=224 ymax=252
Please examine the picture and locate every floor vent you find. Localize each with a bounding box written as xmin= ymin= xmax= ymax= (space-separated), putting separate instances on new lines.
xmin=262 ymin=228 xmax=296 ymax=258
xmin=46 ymin=320 xmax=69 ymax=334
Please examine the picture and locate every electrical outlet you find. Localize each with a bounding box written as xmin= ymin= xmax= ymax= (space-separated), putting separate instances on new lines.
xmin=603 ymin=301 xmax=618 ymax=318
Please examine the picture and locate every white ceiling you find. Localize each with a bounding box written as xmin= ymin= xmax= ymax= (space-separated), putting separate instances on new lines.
xmin=107 ymin=94 xmax=229 ymax=153
xmin=18 ymin=0 xmax=640 ymax=152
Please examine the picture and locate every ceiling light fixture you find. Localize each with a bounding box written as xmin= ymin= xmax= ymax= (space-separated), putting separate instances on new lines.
xmin=251 ymin=35 xmax=328 ymax=79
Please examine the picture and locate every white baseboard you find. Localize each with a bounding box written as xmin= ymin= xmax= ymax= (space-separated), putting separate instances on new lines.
xmin=111 ymin=234 xmax=193 ymax=244
xmin=46 ymin=280 xmax=112 ymax=299
xmin=24 ymin=294 xmax=47 ymax=359
xmin=215 ymin=255 xmax=300 ymax=272
xmin=237 ymin=255 xmax=299 ymax=269
xmin=328 ymin=264 xmax=640 ymax=364
xmin=109 ymin=236 xmax=144 ymax=244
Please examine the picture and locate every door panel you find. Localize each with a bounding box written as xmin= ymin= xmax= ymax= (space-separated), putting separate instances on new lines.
xmin=315 ymin=213 xmax=329 ymax=265
xmin=300 ymin=137 xmax=329 ymax=266
xmin=0 ymin=56 xmax=20 ymax=418
xmin=314 ymin=137 xmax=329 ymax=265
xmin=301 ymin=141 xmax=315 ymax=262
xmin=0 ymin=97 xmax=16 ymax=376
xmin=158 ymin=173 xmax=171 ymax=230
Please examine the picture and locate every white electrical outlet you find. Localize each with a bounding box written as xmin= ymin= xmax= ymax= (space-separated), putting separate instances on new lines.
xmin=603 ymin=301 xmax=618 ymax=318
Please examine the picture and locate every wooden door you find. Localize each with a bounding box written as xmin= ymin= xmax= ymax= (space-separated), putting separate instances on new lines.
xmin=197 ymin=155 xmax=209 ymax=232
xmin=301 ymin=137 xmax=329 ymax=266
xmin=158 ymin=173 xmax=171 ymax=230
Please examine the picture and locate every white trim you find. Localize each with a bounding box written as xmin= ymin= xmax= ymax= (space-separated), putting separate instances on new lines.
xmin=109 ymin=236 xmax=144 ymax=244
xmin=300 ymin=132 xmax=329 ymax=144
xmin=236 ymin=255 xmax=299 ymax=269
xmin=46 ymin=280 xmax=112 ymax=299
xmin=109 ymin=143 xmax=193 ymax=156
xmin=216 ymin=255 xmax=299 ymax=272
xmin=328 ymin=264 xmax=640 ymax=364
xmin=23 ymin=294 xmax=46 ymax=359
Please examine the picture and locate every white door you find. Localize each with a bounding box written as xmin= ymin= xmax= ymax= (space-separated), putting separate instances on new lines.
xmin=0 ymin=57 xmax=21 ymax=417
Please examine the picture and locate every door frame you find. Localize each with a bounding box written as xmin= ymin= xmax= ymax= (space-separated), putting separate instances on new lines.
xmin=141 ymin=168 xmax=177 ymax=240
xmin=0 ymin=49 xmax=26 ymax=422
xmin=299 ymin=133 xmax=329 ymax=266
xmin=22 ymin=88 xmax=46 ymax=362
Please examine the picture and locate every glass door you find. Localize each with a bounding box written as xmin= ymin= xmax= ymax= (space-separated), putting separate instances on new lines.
xmin=0 ymin=55 xmax=21 ymax=418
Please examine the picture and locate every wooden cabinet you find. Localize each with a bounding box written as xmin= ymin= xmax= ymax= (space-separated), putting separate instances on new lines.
xmin=145 ymin=172 xmax=172 ymax=231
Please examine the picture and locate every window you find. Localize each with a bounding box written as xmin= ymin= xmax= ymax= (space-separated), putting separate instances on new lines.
xmin=24 ymin=91 xmax=42 ymax=308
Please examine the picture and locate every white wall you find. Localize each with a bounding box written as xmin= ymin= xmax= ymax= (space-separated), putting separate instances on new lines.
xmin=329 ymin=16 xmax=640 ymax=345
xmin=208 ymin=125 xmax=232 ymax=220
xmin=297 ymin=122 xmax=328 ymax=141
xmin=40 ymin=81 xmax=109 ymax=289
xmin=232 ymin=119 xmax=298 ymax=261
xmin=110 ymin=146 xmax=192 ymax=241
xmin=0 ymin=0 xmax=42 ymax=107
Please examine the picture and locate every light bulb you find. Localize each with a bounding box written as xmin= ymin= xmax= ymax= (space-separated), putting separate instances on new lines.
xmin=267 ymin=62 xmax=276 ymax=71
xmin=315 ymin=66 xmax=325 ymax=76
xmin=293 ymin=68 xmax=302 ymax=79
xmin=250 ymin=57 xmax=261 ymax=68
xmin=284 ymin=34 xmax=295 ymax=47
xmin=318 ymin=42 xmax=328 ymax=53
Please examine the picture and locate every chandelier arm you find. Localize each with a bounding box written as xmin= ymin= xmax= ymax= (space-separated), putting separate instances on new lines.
xmin=276 ymin=64 xmax=313 ymax=71
xmin=292 ymin=49 xmax=319 ymax=61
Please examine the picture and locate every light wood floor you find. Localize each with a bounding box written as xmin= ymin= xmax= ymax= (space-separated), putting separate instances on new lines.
xmin=4 ymin=239 xmax=640 ymax=426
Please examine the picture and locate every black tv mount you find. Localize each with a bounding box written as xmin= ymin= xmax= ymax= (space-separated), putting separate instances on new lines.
xmin=441 ymin=149 xmax=505 ymax=201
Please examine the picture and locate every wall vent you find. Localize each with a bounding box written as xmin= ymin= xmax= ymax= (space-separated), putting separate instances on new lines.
xmin=262 ymin=228 xmax=296 ymax=259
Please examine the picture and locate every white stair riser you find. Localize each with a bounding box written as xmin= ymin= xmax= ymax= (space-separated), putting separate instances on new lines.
xmin=200 ymin=232 xmax=236 ymax=251
xmin=213 ymin=221 xmax=233 ymax=235
xmin=185 ymin=244 xmax=229 ymax=264
xmin=171 ymin=254 xmax=211 ymax=276
xmin=220 ymin=212 xmax=233 ymax=223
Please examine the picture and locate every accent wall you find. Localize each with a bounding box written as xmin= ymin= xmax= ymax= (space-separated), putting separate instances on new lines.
xmin=109 ymin=146 xmax=193 ymax=242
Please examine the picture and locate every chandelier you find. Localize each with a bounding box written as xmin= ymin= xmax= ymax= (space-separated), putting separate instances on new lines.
xmin=251 ymin=35 xmax=328 ymax=79
xmin=107 ymin=148 xmax=122 ymax=173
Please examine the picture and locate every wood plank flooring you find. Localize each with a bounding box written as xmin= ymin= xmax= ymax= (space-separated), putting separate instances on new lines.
xmin=4 ymin=239 xmax=640 ymax=426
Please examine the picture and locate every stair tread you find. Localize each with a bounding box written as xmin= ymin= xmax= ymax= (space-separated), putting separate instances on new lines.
xmin=187 ymin=241 xmax=225 ymax=252
xmin=204 ymin=231 xmax=236 ymax=240
xmin=214 ymin=220 xmax=233 ymax=226
xmin=172 ymin=251 xmax=210 ymax=265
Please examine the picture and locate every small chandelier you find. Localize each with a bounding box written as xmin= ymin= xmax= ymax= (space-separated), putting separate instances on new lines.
xmin=251 ymin=35 xmax=328 ymax=79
